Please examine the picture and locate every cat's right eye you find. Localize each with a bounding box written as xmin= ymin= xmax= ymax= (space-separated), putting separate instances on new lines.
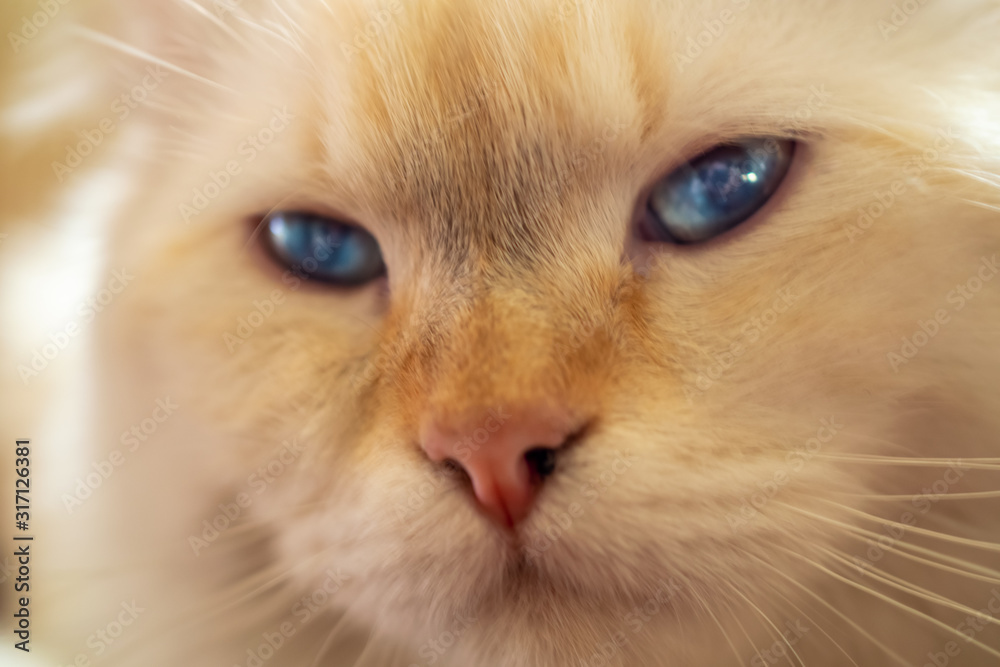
xmin=262 ymin=211 xmax=386 ymax=286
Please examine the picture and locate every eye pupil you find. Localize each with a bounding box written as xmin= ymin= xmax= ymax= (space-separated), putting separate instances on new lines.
xmin=647 ymin=138 xmax=794 ymax=244
xmin=264 ymin=212 xmax=385 ymax=285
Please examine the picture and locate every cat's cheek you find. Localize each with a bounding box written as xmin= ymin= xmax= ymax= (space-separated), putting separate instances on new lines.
xmin=581 ymin=484 xmax=599 ymax=504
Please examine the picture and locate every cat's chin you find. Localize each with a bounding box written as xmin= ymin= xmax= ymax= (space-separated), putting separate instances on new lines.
xmin=358 ymin=556 xmax=703 ymax=667
xmin=341 ymin=514 xmax=716 ymax=645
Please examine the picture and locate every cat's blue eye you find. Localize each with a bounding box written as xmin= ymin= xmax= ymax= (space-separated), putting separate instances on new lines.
xmin=263 ymin=211 xmax=386 ymax=285
xmin=646 ymin=138 xmax=794 ymax=244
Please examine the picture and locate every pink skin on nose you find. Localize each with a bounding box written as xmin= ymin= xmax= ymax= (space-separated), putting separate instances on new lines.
xmin=420 ymin=408 xmax=574 ymax=528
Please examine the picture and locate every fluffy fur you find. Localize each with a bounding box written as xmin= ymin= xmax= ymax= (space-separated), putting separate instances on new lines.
xmin=3 ymin=0 xmax=1000 ymax=665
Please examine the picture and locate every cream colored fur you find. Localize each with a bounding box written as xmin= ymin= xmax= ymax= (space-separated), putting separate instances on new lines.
xmin=3 ymin=0 xmax=1000 ymax=665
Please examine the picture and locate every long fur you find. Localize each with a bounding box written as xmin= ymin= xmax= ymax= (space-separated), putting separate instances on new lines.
xmin=3 ymin=0 xmax=1000 ymax=665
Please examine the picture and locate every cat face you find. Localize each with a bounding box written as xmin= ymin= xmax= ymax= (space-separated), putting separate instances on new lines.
xmin=69 ymin=0 xmax=1000 ymax=664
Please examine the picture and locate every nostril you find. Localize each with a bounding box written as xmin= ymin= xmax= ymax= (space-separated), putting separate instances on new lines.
xmin=525 ymin=447 xmax=558 ymax=480
xmin=420 ymin=411 xmax=588 ymax=527
xmin=442 ymin=458 xmax=469 ymax=480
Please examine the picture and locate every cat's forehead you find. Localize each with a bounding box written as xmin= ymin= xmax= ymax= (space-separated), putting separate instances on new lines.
xmin=308 ymin=0 xmax=661 ymax=262
xmin=291 ymin=0 xmax=881 ymax=270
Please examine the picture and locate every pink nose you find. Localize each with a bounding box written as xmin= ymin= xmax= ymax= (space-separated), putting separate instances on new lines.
xmin=420 ymin=406 xmax=577 ymax=528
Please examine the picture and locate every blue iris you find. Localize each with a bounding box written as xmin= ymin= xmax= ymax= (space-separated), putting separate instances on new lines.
xmin=264 ymin=211 xmax=385 ymax=285
xmin=648 ymin=138 xmax=794 ymax=244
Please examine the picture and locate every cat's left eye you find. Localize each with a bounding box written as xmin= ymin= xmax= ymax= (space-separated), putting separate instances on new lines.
xmin=262 ymin=211 xmax=386 ymax=285
xmin=644 ymin=137 xmax=794 ymax=244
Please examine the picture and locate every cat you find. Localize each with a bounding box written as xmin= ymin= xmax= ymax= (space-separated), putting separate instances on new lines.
xmin=3 ymin=0 xmax=1000 ymax=665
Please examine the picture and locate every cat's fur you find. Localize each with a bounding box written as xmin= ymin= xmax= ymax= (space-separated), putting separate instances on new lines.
xmin=3 ymin=0 xmax=1000 ymax=665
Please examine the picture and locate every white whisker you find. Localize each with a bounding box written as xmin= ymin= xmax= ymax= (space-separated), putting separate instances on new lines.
xmin=70 ymin=26 xmax=237 ymax=93
xmin=775 ymin=545 xmax=1000 ymax=661
xmin=821 ymin=545 xmax=1000 ymax=629
xmin=176 ymin=0 xmax=252 ymax=49
xmin=744 ymin=552 xmax=910 ymax=667
xmin=801 ymin=499 xmax=1000 ymax=553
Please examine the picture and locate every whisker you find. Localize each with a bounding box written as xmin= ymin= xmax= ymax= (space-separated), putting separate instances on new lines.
xmin=690 ymin=587 xmax=745 ymax=667
xmin=786 ymin=506 xmax=1000 ymax=579
xmin=725 ymin=582 xmax=805 ymax=667
xmin=70 ymin=26 xmax=237 ymax=93
xmin=311 ymin=600 xmax=369 ymax=667
xmin=842 ymin=489 xmax=1000 ymax=500
xmin=816 ymin=454 xmax=1000 ymax=471
xmin=961 ymin=198 xmax=1000 ymax=213
xmin=715 ymin=587 xmax=769 ymax=667
xmin=821 ymin=545 xmax=1000 ymax=629
xmin=774 ymin=545 xmax=1000 ymax=661
xmin=765 ymin=586 xmax=860 ymax=667
xmin=237 ymin=17 xmax=303 ymax=56
xmin=214 ymin=546 xmax=336 ymax=612
xmin=835 ymin=530 xmax=1000 ymax=586
xmin=744 ymin=550 xmax=910 ymax=667
xmin=176 ymin=0 xmax=252 ymax=49
xmin=799 ymin=499 xmax=1000 ymax=553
